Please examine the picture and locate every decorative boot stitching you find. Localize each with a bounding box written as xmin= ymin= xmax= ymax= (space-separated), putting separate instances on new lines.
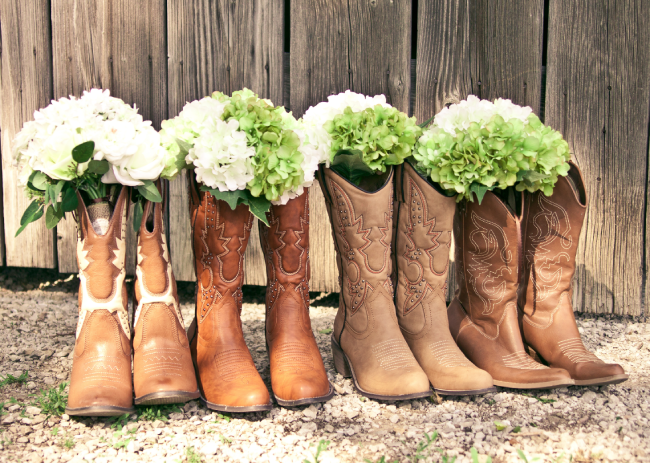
xmin=372 ymin=339 xmax=418 ymax=371
xmin=467 ymin=212 xmax=513 ymax=316
xmin=502 ymin=351 xmax=549 ymax=370
xmin=215 ymin=349 xmax=259 ymax=382
xmin=401 ymin=178 xmax=449 ymax=314
xmin=273 ymin=342 xmax=314 ymax=372
xmin=522 ymin=292 xmax=568 ymax=330
xmin=329 ymin=179 xmax=392 ymax=314
xmin=557 ymin=338 xmax=603 ymax=364
xmin=76 ymin=207 xmax=129 ymax=339
xmin=429 ymin=340 xmax=474 ymax=368
xmin=266 ymin=198 xmax=308 ymax=277
xmin=526 ymin=194 xmax=572 ymax=303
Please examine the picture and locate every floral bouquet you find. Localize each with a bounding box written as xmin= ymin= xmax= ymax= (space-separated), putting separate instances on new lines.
xmin=301 ymin=90 xmax=421 ymax=184
xmin=413 ymin=95 xmax=571 ymax=203
xmin=12 ymin=89 xmax=183 ymax=234
xmin=160 ymin=88 xmax=318 ymax=225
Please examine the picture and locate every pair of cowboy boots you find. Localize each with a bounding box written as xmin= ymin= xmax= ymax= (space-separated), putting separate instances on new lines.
xmin=187 ymin=178 xmax=333 ymax=412
xmin=449 ymin=162 xmax=628 ymax=388
xmin=318 ymin=162 xmax=492 ymax=399
xmin=66 ymin=185 xmax=199 ymax=416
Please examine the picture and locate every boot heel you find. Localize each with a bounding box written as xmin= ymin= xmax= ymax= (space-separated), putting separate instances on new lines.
xmin=331 ymin=336 xmax=352 ymax=378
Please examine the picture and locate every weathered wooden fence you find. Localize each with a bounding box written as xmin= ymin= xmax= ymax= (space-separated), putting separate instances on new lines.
xmin=1 ymin=0 xmax=648 ymax=315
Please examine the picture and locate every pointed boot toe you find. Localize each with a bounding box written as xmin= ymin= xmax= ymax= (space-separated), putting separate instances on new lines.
xmin=434 ymin=367 xmax=495 ymax=396
xmin=574 ymin=362 xmax=628 ymax=386
xmin=274 ymin=375 xmax=334 ymax=407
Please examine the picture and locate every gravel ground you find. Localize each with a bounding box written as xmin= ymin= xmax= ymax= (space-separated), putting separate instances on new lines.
xmin=0 ymin=267 xmax=648 ymax=463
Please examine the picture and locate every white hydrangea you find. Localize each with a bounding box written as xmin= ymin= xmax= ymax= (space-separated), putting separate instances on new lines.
xmin=300 ymin=90 xmax=390 ymax=166
xmin=432 ymin=95 xmax=533 ymax=135
xmin=185 ymin=118 xmax=255 ymax=192
xmin=12 ymin=88 xmax=171 ymax=187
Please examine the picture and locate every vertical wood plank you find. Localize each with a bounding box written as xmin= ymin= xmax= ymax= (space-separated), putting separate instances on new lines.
xmin=291 ymin=0 xmax=412 ymax=293
xmin=546 ymin=0 xmax=649 ymax=315
xmin=415 ymin=0 xmax=544 ymax=301
xmin=0 ymin=0 xmax=55 ymax=268
xmin=51 ymin=0 xmax=167 ymax=275
xmin=167 ymin=0 xmax=284 ymax=284
xmin=0 ymin=8 xmax=5 ymax=265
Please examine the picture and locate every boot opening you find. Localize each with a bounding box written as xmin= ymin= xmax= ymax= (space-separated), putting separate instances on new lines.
xmin=566 ymin=167 xmax=587 ymax=205
xmin=82 ymin=185 xmax=121 ymax=235
xmin=493 ymin=187 xmax=522 ymax=217
xmin=145 ymin=204 xmax=156 ymax=233
xmin=357 ymin=169 xmax=391 ymax=193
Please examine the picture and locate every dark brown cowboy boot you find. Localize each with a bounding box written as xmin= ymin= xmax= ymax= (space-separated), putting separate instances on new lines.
xmin=519 ymin=162 xmax=628 ymax=386
xmin=66 ymin=187 xmax=134 ymax=416
xmin=259 ymin=190 xmax=334 ymax=406
xmin=394 ymin=162 xmax=494 ymax=395
xmin=318 ymin=166 xmax=431 ymax=400
xmin=448 ymin=189 xmax=574 ymax=389
xmin=188 ymin=177 xmax=272 ymax=412
xmin=133 ymin=182 xmax=200 ymax=405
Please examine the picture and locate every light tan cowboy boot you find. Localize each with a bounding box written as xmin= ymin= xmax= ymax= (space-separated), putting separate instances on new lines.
xmin=66 ymin=187 xmax=134 ymax=416
xmin=318 ymin=166 xmax=431 ymax=400
xmin=448 ymin=189 xmax=574 ymax=389
xmin=519 ymin=162 xmax=628 ymax=386
xmin=188 ymin=177 xmax=272 ymax=412
xmin=394 ymin=162 xmax=494 ymax=395
xmin=132 ymin=182 xmax=200 ymax=405
xmin=259 ymin=190 xmax=334 ymax=406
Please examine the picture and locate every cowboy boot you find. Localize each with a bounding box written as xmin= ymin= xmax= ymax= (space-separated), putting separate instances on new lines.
xmin=448 ymin=189 xmax=574 ymax=389
xmin=132 ymin=182 xmax=200 ymax=405
xmin=259 ymin=190 xmax=334 ymax=406
xmin=394 ymin=162 xmax=494 ymax=395
xmin=318 ymin=166 xmax=430 ymax=400
xmin=188 ymin=178 xmax=272 ymax=412
xmin=519 ymin=162 xmax=628 ymax=386
xmin=66 ymin=187 xmax=134 ymax=416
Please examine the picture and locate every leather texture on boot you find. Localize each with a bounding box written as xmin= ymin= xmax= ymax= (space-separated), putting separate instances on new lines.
xmin=319 ymin=167 xmax=430 ymax=399
xmin=519 ymin=163 xmax=627 ymax=386
xmin=448 ymin=190 xmax=574 ymax=389
xmin=133 ymin=184 xmax=200 ymax=404
xmin=188 ymin=179 xmax=271 ymax=412
xmin=259 ymin=190 xmax=334 ymax=405
xmin=394 ymin=163 xmax=494 ymax=395
xmin=66 ymin=187 xmax=134 ymax=416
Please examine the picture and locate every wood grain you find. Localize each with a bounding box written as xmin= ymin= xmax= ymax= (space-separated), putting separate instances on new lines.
xmin=167 ymin=0 xmax=284 ymax=283
xmin=50 ymin=0 xmax=167 ymax=275
xmin=546 ymin=0 xmax=650 ymax=315
xmin=0 ymin=0 xmax=56 ymax=268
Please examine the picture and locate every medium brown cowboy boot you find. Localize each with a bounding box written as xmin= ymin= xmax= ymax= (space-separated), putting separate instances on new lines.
xmin=519 ymin=163 xmax=628 ymax=386
xmin=133 ymin=182 xmax=200 ymax=405
xmin=448 ymin=190 xmax=574 ymax=389
xmin=318 ymin=166 xmax=430 ymax=400
xmin=66 ymin=187 xmax=135 ymax=416
xmin=188 ymin=178 xmax=272 ymax=412
xmin=394 ymin=162 xmax=494 ymax=395
xmin=259 ymin=190 xmax=334 ymax=406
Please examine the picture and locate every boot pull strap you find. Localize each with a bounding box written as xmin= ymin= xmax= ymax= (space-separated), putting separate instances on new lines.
xmin=317 ymin=165 xmax=334 ymax=207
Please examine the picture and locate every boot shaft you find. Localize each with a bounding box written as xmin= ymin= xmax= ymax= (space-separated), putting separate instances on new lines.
xmin=394 ymin=162 xmax=456 ymax=323
xmin=519 ymin=163 xmax=587 ymax=316
xmin=454 ymin=190 xmax=521 ymax=340
xmin=318 ymin=167 xmax=395 ymax=325
xmin=189 ymin=177 xmax=253 ymax=317
xmin=76 ymin=186 xmax=130 ymax=338
xmin=259 ymin=190 xmax=311 ymax=311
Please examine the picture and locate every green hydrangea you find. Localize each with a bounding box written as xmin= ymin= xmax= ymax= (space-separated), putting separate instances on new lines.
xmin=214 ymin=89 xmax=306 ymax=202
xmin=414 ymin=113 xmax=571 ymax=202
xmin=325 ymin=106 xmax=421 ymax=173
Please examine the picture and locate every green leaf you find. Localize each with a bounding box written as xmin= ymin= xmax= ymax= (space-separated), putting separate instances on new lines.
xmin=469 ymin=183 xmax=490 ymax=204
xmin=199 ymin=187 xmax=271 ymax=226
xmin=133 ymin=199 xmax=144 ymax=232
xmin=61 ymin=188 xmax=79 ymax=213
xmin=512 ymin=426 xmax=521 ymax=433
xmin=45 ymin=204 xmax=64 ymax=229
xmin=87 ymin=160 xmax=110 ymax=175
xmin=330 ymin=149 xmax=376 ymax=186
xmin=72 ymin=141 xmax=95 ymax=163
xmin=136 ymin=180 xmax=162 ymax=203
xmin=494 ymin=421 xmax=506 ymax=431
xmin=418 ymin=114 xmax=436 ymax=129
xmin=31 ymin=172 xmax=48 ymax=191
xmin=16 ymin=201 xmax=44 ymax=236
xmin=50 ymin=181 xmax=66 ymax=211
